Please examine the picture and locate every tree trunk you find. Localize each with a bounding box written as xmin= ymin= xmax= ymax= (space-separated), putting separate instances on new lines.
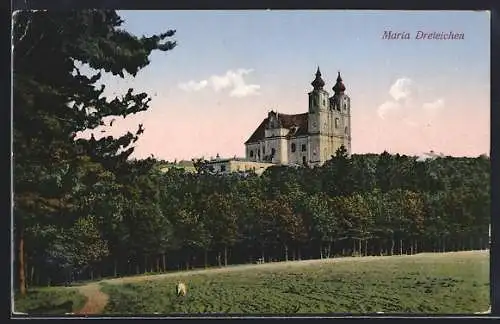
xmin=204 ymin=250 xmax=208 ymax=268
xmin=17 ymin=225 xmax=26 ymax=295
xmin=410 ymin=240 xmax=414 ymax=255
xmin=90 ymin=268 xmax=94 ymax=281
xmin=284 ymin=244 xmax=289 ymax=261
xmin=352 ymin=239 xmax=356 ymax=255
xmin=30 ymin=264 xmax=35 ymax=287
xmin=144 ymin=255 xmax=148 ymax=273
xmin=156 ymin=257 xmax=160 ymax=273
xmin=390 ymin=237 xmax=395 ymax=256
xmin=162 ymin=253 xmax=166 ymax=272
xmin=320 ymin=243 xmax=323 ymax=259
xmin=415 ymin=240 xmax=418 ymax=254
xmin=298 ymin=248 xmax=301 ymax=260
xmin=113 ymin=259 xmax=118 ymax=277
xmin=261 ymin=249 xmax=265 ymax=263
xmin=399 ymin=239 xmax=403 ymax=255
xmin=443 ymin=237 xmax=446 ymax=252
xmin=224 ymin=246 xmax=228 ymax=267
xmin=364 ymin=239 xmax=368 ymax=257
xmin=217 ymin=251 xmax=222 ymax=267
xmin=330 ymin=242 xmax=334 ymax=258
xmin=358 ymin=239 xmax=362 ymax=256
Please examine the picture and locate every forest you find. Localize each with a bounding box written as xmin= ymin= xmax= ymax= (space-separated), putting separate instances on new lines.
xmin=12 ymin=10 xmax=491 ymax=294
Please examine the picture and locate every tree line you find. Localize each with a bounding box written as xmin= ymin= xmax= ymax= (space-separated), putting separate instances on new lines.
xmin=12 ymin=10 xmax=490 ymax=294
xmin=16 ymin=146 xmax=491 ymax=289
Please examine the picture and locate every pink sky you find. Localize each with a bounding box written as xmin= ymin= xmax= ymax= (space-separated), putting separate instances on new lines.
xmin=75 ymin=11 xmax=490 ymax=161
xmin=78 ymin=73 xmax=490 ymax=161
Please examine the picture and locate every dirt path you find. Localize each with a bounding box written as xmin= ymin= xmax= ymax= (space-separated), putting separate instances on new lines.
xmin=74 ymin=283 xmax=109 ymax=315
xmin=71 ymin=250 xmax=489 ymax=315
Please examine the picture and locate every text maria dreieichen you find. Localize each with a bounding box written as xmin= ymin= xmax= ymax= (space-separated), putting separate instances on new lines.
xmin=381 ymin=31 xmax=465 ymax=40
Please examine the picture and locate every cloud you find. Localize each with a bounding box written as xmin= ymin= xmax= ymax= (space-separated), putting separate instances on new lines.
xmin=422 ymin=98 xmax=445 ymax=111
xmin=377 ymin=101 xmax=401 ymax=119
xmin=178 ymin=69 xmax=261 ymax=98
xmin=389 ymin=77 xmax=414 ymax=101
xmin=178 ymin=80 xmax=208 ymax=92
xmin=378 ymin=77 xmax=444 ymax=121
xmin=377 ymin=77 xmax=414 ymax=119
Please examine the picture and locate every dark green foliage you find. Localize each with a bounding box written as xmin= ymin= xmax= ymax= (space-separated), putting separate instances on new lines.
xmin=19 ymin=151 xmax=488 ymax=286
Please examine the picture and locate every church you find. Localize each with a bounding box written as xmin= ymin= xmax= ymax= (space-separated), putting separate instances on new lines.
xmin=244 ymin=68 xmax=352 ymax=167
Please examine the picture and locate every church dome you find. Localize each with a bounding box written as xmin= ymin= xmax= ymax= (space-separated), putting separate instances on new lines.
xmin=311 ymin=67 xmax=325 ymax=90
xmin=333 ymin=71 xmax=346 ymax=93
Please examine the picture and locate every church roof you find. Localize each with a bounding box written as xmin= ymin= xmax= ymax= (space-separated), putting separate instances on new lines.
xmin=245 ymin=112 xmax=309 ymax=144
xmin=311 ymin=67 xmax=325 ymax=90
xmin=333 ymin=71 xmax=346 ymax=93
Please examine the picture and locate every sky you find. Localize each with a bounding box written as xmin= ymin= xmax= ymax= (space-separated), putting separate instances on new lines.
xmin=80 ymin=10 xmax=490 ymax=161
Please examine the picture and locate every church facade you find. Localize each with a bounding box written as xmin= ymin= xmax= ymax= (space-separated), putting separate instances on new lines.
xmin=244 ymin=68 xmax=352 ymax=167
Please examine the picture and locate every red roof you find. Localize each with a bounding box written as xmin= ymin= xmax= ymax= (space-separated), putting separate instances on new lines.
xmin=245 ymin=112 xmax=309 ymax=144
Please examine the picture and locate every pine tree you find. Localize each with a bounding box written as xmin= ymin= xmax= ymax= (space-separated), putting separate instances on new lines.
xmin=13 ymin=10 xmax=176 ymax=294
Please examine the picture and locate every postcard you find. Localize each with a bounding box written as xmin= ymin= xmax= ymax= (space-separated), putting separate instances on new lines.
xmin=11 ymin=9 xmax=491 ymax=317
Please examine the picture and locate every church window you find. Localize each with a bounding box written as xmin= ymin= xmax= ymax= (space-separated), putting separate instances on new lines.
xmin=344 ymin=103 xmax=347 ymax=110
xmin=221 ymin=165 xmax=226 ymax=172
xmin=271 ymin=148 xmax=276 ymax=156
xmin=345 ymin=126 xmax=349 ymax=134
xmin=263 ymin=147 xmax=266 ymax=154
xmin=291 ymin=143 xmax=296 ymax=152
xmin=335 ymin=118 xmax=339 ymax=128
xmin=302 ymin=156 xmax=307 ymax=165
xmin=323 ymin=99 xmax=326 ymax=106
xmin=301 ymin=144 xmax=306 ymax=152
xmin=250 ymin=150 xmax=254 ymax=157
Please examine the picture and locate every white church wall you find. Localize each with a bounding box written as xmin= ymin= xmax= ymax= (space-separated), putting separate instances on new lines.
xmin=287 ymin=136 xmax=309 ymax=165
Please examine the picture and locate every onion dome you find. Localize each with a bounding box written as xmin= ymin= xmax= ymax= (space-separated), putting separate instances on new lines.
xmin=333 ymin=71 xmax=346 ymax=94
xmin=311 ymin=67 xmax=325 ymax=90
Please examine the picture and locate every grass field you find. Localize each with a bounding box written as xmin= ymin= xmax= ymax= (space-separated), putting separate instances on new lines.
xmin=13 ymin=287 xmax=87 ymax=315
xmin=100 ymin=251 xmax=490 ymax=314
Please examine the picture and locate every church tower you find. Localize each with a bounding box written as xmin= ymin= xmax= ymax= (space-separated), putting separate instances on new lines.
xmin=329 ymin=72 xmax=352 ymax=155
xmin=307 ymin=67 xmax=330 ymax=165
